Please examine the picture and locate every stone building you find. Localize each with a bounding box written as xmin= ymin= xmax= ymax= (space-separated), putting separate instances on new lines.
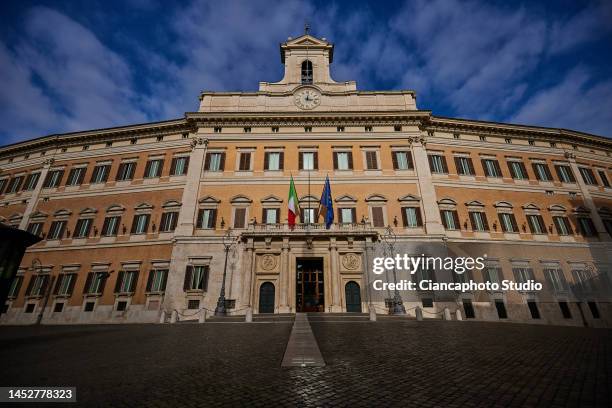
xmin=0 ymin=34 xmax=611 ymax=326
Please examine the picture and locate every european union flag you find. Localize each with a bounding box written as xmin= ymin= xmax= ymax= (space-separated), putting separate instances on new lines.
xmin=319 ymin=175 xmax=334 ymax=229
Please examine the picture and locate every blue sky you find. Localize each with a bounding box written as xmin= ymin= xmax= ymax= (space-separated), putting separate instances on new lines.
xmin=1 ymin=0 xmax=611 ymax=146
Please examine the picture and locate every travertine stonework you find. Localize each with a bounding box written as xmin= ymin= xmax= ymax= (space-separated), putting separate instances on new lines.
xmin=1 ymin=34 xmax=611 ymax=326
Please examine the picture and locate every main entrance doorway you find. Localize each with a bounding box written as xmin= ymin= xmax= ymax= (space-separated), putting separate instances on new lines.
xmin=296 ymin=258 xmax=324 ymax=312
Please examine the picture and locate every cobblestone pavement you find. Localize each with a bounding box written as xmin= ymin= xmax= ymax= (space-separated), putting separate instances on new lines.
xmin=0 ymin=319 xmax=610 ymax=407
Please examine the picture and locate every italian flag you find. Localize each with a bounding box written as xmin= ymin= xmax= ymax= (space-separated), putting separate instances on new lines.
xmin=288 ymin=175 xmax=300 ymax=228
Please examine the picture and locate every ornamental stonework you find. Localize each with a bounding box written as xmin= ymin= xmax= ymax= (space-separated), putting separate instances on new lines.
xmin=258 ymin=254 xmax=279 ymax=272
xmin=341 ymin=253 xmax=361 ymax=271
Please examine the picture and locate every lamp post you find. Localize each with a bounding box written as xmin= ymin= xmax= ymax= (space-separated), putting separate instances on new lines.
xmin=214 ymin=228 xmax=237 ymax=316
xmin=381 ymin=226 xmax=406 ymax=315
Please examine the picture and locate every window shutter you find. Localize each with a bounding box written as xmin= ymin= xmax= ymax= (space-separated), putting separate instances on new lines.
xmin=264 ymin=152 xmax=270 ymax=170
xmin=313 ymin=152 xmax=318 ymax=170
xmin=372 ymin=207 xmax=384 ymax=227
xmin=531 ymin=163 xmax=540 ymax=180
xmin=144 ymin=160 xmax=152 ymax=176
xmin=482 ymin=213 xmax=489 ymax=230
xmin=454 ymin=157 xmax=462 ymax=174
xmin=392 ymin=152 xmax=399 ymax=170
xmin=274 ymin=208 xmax=280 ymax=223
xmin=510 ymin=214 xmax=518 ymax=232
xmin=538 ymin=215 xmax=546 ymax=233
xmin=143 ymin=215 xmax=150 ymax=233
xmin=480 ymin=159 xmax=488 ymax=176
xmin=25 ymin=276 xmax=35 ymax=296
xmin=347 ymin=152 xmax=353 ymax=169
xmin=170 ymin=212 xmax=178 ymax=230
xmin=204 ymin=154 xmax=211 ymax=171
xmin=440 ymin=156 xmax=448 ymax=173
xmin=183 ymin=157 xmax=190 ymax=174
xmin=428 ymin=155 xmax=435 ymax=172
xmin=298 ymin=152 xmax=304 ymax=170
xmin=564 ymin=167 xmax=575 ymax=182
xmin=99 ymin=273 xmax=108 ymax=293
xmin=440 ymin=211 xmax=447 ymax=229
xmin=234 ymin=208 xmax=246 ymax=228
xmin=53 ymin=275 xmax=62 ymax=295
xmin=210 ymin=209 xmax=217 ymax=228
xmin=415 ymin=208 xmax=423 ymax=227
xmin=130 ymin=216 xmax=138 ymax=234
xmin=130 ymin=271 xmax=139 ymax=292
xmin=203 ymin=266 xmax=210 ymax=291
xmin=67 ymin=273 xmax=77 ymax=295
xmin=507 ymin=162 xmax=516 ymax=178
xmin=183 ymin=265 xmax=193 ymax=291
xmin=350 ymin=208 xmax=356 ymax=223
xmin=160 ymin=213 xmax=168 ymax=231
xmin=114 ymin=271 xmax=125 ymax=293
xmin=493 ymin=160 xmax=502 ymax=177
xmin=146 ymin=270 xmax=154 ymax=292
xmin=565 ymin=218 xmax=574 ymax=235
xmin=520 ymin=162 xmax=528 ymax=179
xmin=116 ymin=163 xmax=125 ymax=181
xmin=467 ymin=158 xmax=475 ymax=175
xmin=262 ymin=208 xmax=267 ymax=223
xmin=40 ymin=275 xmax=49 ymax=295
xmin=337 ymin=208 xmax=343 ymax=223
xmin=278 ymin=152 xmax=284 ymax=170
xmin=244 ymin=153 xmax=251 ymax=170
xmin=160 ymin=270 xmax=168 ymax=291
xmin=333 ymin=152 xmax=338 ymax=170
xmin=469 ymin=212 xmax=476 ymax=231
xmin=170 ymin=158 xmax=177 ymax=175
xmin=196 ymin=209 xmax=204 ymax=228
xmin=83 ymin=272 xmax=93 ymax=294
xmin=452 ymin=211 xmax=460 ymax=229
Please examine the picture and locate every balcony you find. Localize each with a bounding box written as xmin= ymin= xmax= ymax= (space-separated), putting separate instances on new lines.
xmin=241 ymin=222 xmax=380 ymax=239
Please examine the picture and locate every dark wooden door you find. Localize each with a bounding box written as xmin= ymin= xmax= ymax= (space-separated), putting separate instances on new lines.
xmin=345 ymin=281 xmax=362 ymax=313
xmin=297 ymin=268 xmax=324 ymax=312
xmin=259 ymin=282 xmax=275 ymax=313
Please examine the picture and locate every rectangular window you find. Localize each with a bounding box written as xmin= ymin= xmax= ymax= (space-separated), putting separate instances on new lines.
xmin=532 ymin=163 xmax=552 ymax=181
xmin=47 ymin=220 xmax=67 ymax=240
xmin=440 ymin=210 xmax=459 ymax=230
xmin=188 ymin=299 xmax=200 ymax=309
xmin=101 ymin=216 xmax=121 ymax=236
xmin=263 ymin=208 xmax=280 ymax=224
xmin=66 ymin=167 xmax=86 ymax=186
xmin=603 ymin=219 xmax=612 ymax=236
xmin=196 ymin=209 xmax=217 ymax=229
xmin=27 ymin=275 xmax=49 ymax=297
xmin=588 ymin=302 xmax=600 ymax=319
xmin=0 ymin=178 xmax=7 ymax=194
xmin=146 ymin=269 xmax=168 ymax=293
xmin=339 ymin=207 xmax=356 ymax=224
xmin=84 ymin=302 xmax=95 ymax=312
xmin=301 ymin=208 xmax=316 ymax=224
xmin=579 ymin=167 xmax=597 ymax=185
xmin=84 ymin=272 xmax=107 ymax=295
xmin=144 ymin=159 xmax=163 ymax=178
xmin=553 ymin=216 xmax=573 ymax=235
xmin=184 ymin=265 xmax=209 ymax=291
xmin=577 ymin=217 xmax=596 ymax=236
xmin=131 ymin=214 xmax=150 ymax=234
xmin=8 ymin=276 xmax=23 ymax=298
xmin=90 ymin=164 xmax=110 ymax=183
xmin=116 ymin=301 xmax=127 ymax=311
xmin=371 ymin=206 xmax=385 ymax=227
xmin=299 ymin=152 xmax=317 ymax=170
xmin=233 ymin=208 xmax=246 ymax=228
xmin=73 ymin=218 xmax=93 ymax=238
xmin=6 ymin=176 xmax=24 ymax=193
xmin=598 ymin=170 xmax=610 ymax=187
xmin=469 ymin=211 xmax=489 ymax=231
xmin=508 ymin=161 xmax=528 ymax=180
xmin=170 ymin=156 xmax=189 ymax=176
xmin=555 ymin=165 xmax=575 ymax=183
xmin=264 ymin=152 xmax=283 ymax=171
xmin=365 ymin=151 xmax=379 ymax=170
xmin=484 ymin=266 xmax=503 ymax=285
xmin=512 ymin=267 xmax=534 ymax=284
xmin=392 ymin=151 xmax=413 ymax=170
xmin=428 ymin=154 xmax=448 ymax=174
xmin=498 ymin=213 xmax=518 ymax=233
xmin=54 ymin=273 xmax=76 ymax=296
xmin=27 ymin=222 xmax=43 ymax=236
xmin=159 ymin=212 xmax=179 ymax=232
xmin=401 ymin=207 xmax=422 ymax=228
xmin=527 ymin=301 xmax=540 ymax=319
xmin=116 ymin=162 xmax=136 ymax=181
xmin=454 ymin=157 xmax=475 ymax=175
xmin=238 ymin=152 xmax=251 ymax=171
xmin=482 ymin=159 xmax=502 ymax=178
xmin=205 ymin=152 xmax=226 ymax=171
xmin=333 ymin=152 xmax=353 ymax=170
xmin=53 ymin=303 xmax=64 ymax=313
xmin=544 ymin=268 xmax=567 ymax=292
xmin=495 ymin=299 xmax=507 ymax=319
xmin=115 ymin=270 xmax=139 ymax=294
xmin=527 ymin=214 xmax=546 ymax=234
xmin=23 ymin=172 xmax=40 ymax=191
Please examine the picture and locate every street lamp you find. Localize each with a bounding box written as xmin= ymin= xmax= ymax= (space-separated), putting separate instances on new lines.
xmin=214 ymin=228 xmax=237 ymax=316
xmin=381 ymin=226 xmax=406 ymax=315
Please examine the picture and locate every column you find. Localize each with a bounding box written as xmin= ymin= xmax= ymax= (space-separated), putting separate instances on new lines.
xmin=411 ymin=136 xmax=445 ymax=235
xmin=566 ymin=152 xmax=611 ymax=241
xmin=330 ymin=237 xmax=342 ymax=312
xmin=241 ymin=238 xmax=255 ymax=308
xmin=174 ymin=137 xmax=208 ymax=237
xmin=278 ymin=237 xmax=291 ymax=313
xmin=18 ymin=158 xmax=53 ymax=231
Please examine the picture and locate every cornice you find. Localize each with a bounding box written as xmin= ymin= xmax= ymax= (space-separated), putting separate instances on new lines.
xmin=199 ymin=89 xmax=417 ymax=99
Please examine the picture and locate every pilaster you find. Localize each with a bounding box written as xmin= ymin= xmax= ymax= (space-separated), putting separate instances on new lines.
xmin=411 ymin=136 xmax=445 ymax=235
xmin=174 ymin=136 xmax=208 ymax=237
xmin=18 ymin=158 xmax=53 ymax=231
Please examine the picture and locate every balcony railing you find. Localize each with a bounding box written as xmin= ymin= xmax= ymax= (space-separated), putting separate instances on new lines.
xmin=242 ymin=222 xmax=379 ymax=237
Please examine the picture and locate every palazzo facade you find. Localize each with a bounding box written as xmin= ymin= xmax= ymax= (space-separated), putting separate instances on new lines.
xmin=1 ymin=34 xmax=611 ymax=326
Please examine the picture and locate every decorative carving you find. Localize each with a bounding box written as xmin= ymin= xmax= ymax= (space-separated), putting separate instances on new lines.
xmin=564 ymin=151 xmax=576 ymax=160
xmin=260 ymin=254 xmax=277 ymax=271
xmin=190 ymin=137 xmax=208 ymax=150
xmin=43 ymin=158 xmax=55 ymax=166
xmin=342 ymin=253 xmax=361 ymax=271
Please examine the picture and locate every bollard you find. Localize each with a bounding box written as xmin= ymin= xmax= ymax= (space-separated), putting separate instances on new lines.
xmin=455 ymin=309 xmax=463 ymax=321
xmin=369 ymin=306 xmax=377 ymax=321
xmin=159 ymin=310 xmax=166 ymax=324
xmin=198 ymin=309 xmax=206 ymax=323
xmin=415 ymin=306 xmax=423 ymax=321
xmin=443 ymin=307 xmax=452 ymax=321
xmin=170 ymin=310 xmax=178 ymax=324
xmin=245 ymin=308 xmax=253 ymax=322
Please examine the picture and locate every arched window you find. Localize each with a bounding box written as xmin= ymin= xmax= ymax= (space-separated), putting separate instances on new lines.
xmin=301 ymin=60 xmax=313 ymax=84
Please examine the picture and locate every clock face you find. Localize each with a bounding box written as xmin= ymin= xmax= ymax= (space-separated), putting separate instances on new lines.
xmin=294 ymin=88 xmax=321 ymax=110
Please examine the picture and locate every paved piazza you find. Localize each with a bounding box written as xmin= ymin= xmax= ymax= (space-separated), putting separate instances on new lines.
xmin=0 ymin=318 xmax=610 ymax=407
